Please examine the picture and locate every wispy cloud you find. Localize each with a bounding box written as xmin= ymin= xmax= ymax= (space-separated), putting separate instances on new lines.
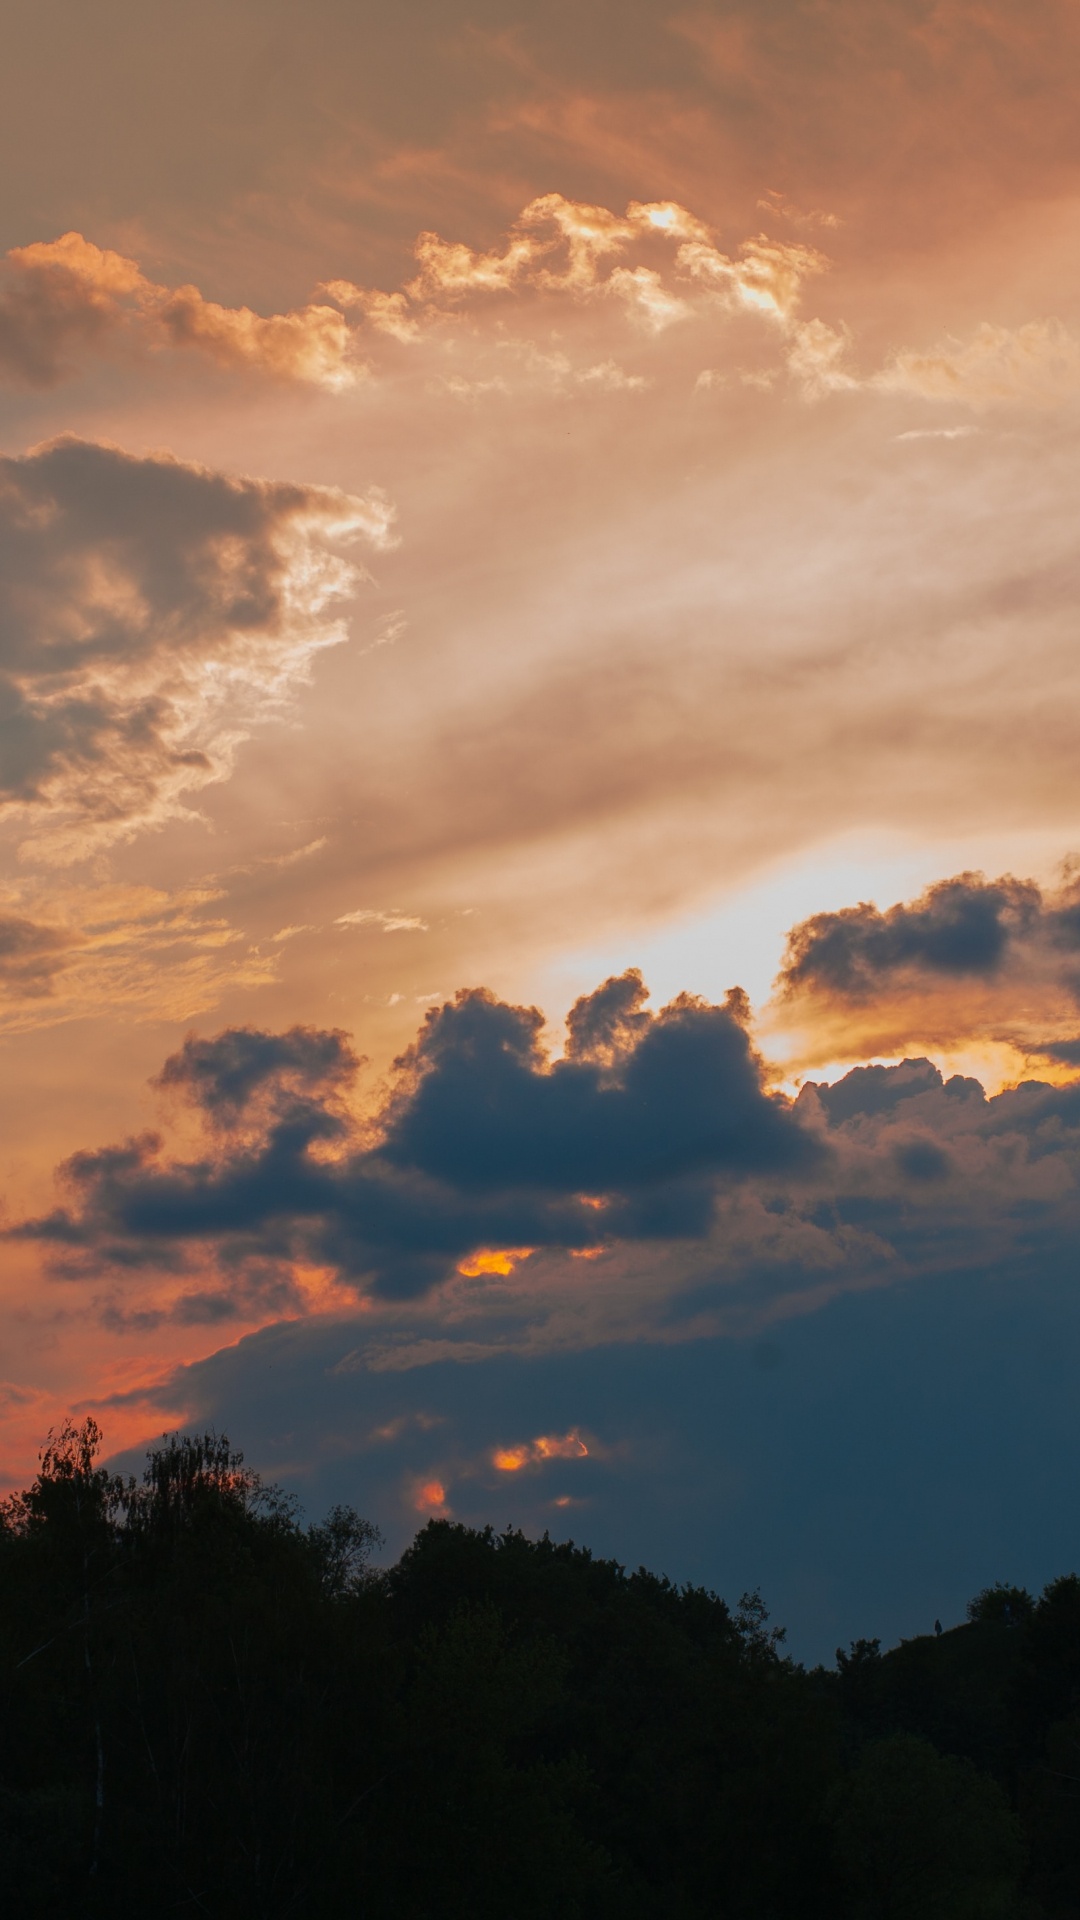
xmin=336 ymin=909 xmax=429 ymax=932
xmin=0 ymin=881 xmax=279 ymax=1030
xmin=0 ymin=439 xmax=392 ymax=859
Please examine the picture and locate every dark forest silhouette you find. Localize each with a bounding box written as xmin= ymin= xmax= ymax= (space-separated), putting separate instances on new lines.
xmin=1 ymin=1420 xmax=1076 ymax=1917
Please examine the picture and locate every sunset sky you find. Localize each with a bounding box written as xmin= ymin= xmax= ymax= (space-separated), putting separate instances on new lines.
xmin=3 ymin=0 xmax=1080 ymax=1658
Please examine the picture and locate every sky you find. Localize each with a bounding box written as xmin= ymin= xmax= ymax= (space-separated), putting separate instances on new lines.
xmin=2 ymin=0 xmax=1080 ymax=1661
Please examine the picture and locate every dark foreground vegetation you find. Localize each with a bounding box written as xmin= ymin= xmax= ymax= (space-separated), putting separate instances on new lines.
xmin=1 ymin=1423 xmax=1077 ymax=1918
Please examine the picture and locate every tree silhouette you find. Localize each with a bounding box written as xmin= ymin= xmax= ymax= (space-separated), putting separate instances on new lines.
xmin=0 ymin=1422 xmax=1073 ymax=1917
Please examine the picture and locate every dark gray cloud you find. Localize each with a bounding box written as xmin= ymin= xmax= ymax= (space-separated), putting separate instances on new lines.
xmin=155 ymin=1025 xmax=361 ymax=1126
xmin=787 ymin=1057 xmax=1080 ymax=1300
xmin=0 ymin=436 xmax=388 ymax=856
xmin=18 ymin=961 xmax=1080 ymax=1359
xmin=891 ymin=1136 xmax=951 ymax=1183
xmin=16 ymin=975 xmax=818 ymax=1298
xmin=564 ymin=966 xmax=653 ymax=1066
xmin=774 ymin=871 xmax=1080 ymax=1061
xmin=1032 ymin=1037 xmax=1080 ymax=1065
xmin=778 ymin=873 xmax=1045 ymax=1001
xmin=382 ymin=977 xmax=806 ymax=1192
xmin=813 ymin=1058 xmax=952 ymax=1125
xmin=101 ymin=1252 xmax=1080 ymax=1670
xmin=20 ymin=968 xmax=1080 ymax=1338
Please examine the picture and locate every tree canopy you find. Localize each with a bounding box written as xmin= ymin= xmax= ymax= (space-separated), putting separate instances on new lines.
xmin=0 ymin=1419 xmax=1074 ymax=1917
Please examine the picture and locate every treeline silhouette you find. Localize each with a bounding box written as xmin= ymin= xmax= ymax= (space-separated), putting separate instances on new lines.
xmin=1 ymin=1422 xmax=1077 ymax=1917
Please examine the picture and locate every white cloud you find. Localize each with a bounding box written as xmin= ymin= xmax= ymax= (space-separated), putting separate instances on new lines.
xmin=895 ymin=426 xmax=979 ymax=441
xmin=335 ymin=909 xmax=429 ymax=932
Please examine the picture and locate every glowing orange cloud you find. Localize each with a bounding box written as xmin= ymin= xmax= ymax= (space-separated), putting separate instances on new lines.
xmin=0 ymin=197 xmax=836 ymax=393
xmin=492 ymin=1431 xmax=588 ymax=1473
xmin=413 ymin=1479 xmax=449 ymax=1515
xmin=457 ymin=1246 xmax=535 ymax=1277
xmin=0 ymin=233 xmax=363 ymax=388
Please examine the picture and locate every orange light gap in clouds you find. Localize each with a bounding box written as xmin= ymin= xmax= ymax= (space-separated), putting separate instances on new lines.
xmin=492 ymin=1431 xmax=589 ymax=1472
xmin=457 ymin=1246 xmax=535 ymax=1277
xmin=413 ymin=1478 xmax=449 ymax=1515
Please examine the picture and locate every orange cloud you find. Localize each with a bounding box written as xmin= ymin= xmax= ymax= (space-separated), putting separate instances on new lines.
xmin=413 ymin=1477 xmax=450 ymax=1515
xmin=0 ymin=232 xmax=364 ymax=388
xmin=457 ymin=1246 xmax=535 ymax=1277
xmin=492 ymin=1431 xmax=588 ymax=1472
xmin=156 ymin=286 xmax=356 ymax=389
xmin=675 ymin=232 xmax=827 ymax=324
xmin=0 ymin=193 xmax=843 ymax=399
xmin=398 ymin=192 xmax=825 ymax=334
xmin=874 ymin=319 xmax=1080 ymax=410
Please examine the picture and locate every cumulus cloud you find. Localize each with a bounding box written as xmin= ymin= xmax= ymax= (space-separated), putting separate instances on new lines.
xmin=0 ymin=437 xmax=391 ymax=857
xmin=0 ymin=233 xmax=363 ymax=389
xmin=316 ymin=281 xmax=420 ymax=343
xmin=70 ymin=1038 xmax=1080 ymax=1428
xmin=379 ymin=977 xmax=806 ymax=1197
xmin=779 ymin=312 xmax=1080 ymax=412
xmin=406 ymin=194 xmax=640 ymax=301
xmin=154 ymin=1025 xmax=361 ymax=1128
xmin=674 ymin=233 xmax=827 ymax=324
xmin=778 ymin=875 xmax=1042 ymax=998
xmin=772 ymin=870 xmax=1080 ymax=1065
xmin=564 ymin=965 xmax=653 ymax=1066
xmin=23 ymin=955 xmax=1080 ymax=1350
xmin=606 ymin=265 xmax=691 ymax=333
xmin=0 ymin=200 xmax=835 ymax=396
xmin=398 ymin=193 xmax=825 ymax=336
xmin=5 ymin=167 xmax=1078 ymax=425
xmin=15 ymin=972 xmax=815 ymax=1303
xmin=793 ymin=1058 xmax=1080 ymax=1255
xmin=30 ymin=191 xmax=1059 ymax=421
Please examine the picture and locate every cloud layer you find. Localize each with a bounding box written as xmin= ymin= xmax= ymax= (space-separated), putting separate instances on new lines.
xmin=0 ymin=199 xmax=832 ymax=398
xmin=18 ymin=955 xmax=1080 ymax=1369
xmin=8 ymin=200 xmax=1079 ymax=413
xmin=0 ymin=882 xmax=276 ymax=1030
